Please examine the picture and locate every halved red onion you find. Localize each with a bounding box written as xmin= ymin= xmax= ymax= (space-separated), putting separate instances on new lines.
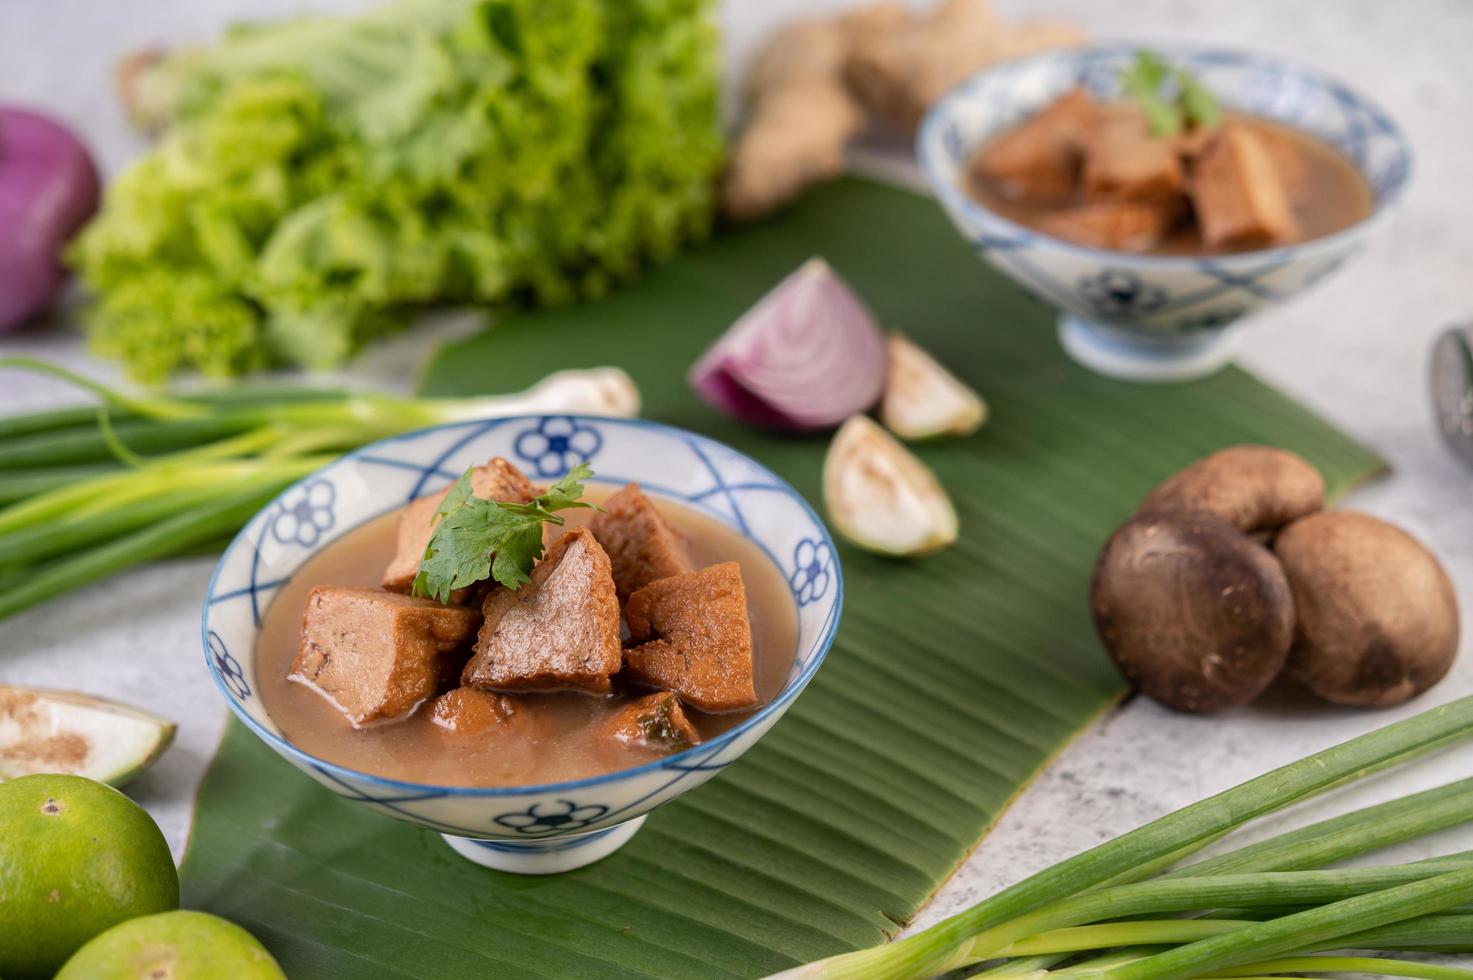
xmin=0 ymin=106 xmax=100 ymax=333
xmin=688 ymin=258 xmax=887 ymax=430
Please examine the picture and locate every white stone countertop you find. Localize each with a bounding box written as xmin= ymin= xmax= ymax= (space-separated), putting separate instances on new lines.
xmin=2 ymin=0 xmax=1470 ymax=959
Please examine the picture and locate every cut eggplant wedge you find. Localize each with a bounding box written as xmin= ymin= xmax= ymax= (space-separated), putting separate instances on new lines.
xmin=0 ymin=685 xmax=175 ymax=787
xmin=823 ymin=414 xmax=959 ymax=556
xmin=880 ymin=332 xmax=987 ymax=440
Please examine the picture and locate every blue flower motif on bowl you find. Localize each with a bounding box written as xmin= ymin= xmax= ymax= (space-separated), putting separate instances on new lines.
xmin=271 ymin=479 xmax=335 ymax=548
xmin=1079 ymin=269 xmax=1167 ymax=319
xmin=494 ymin=799 xmax=609 ymax=836
xmin=208 ymin=630 xmax=250 ymax=701
xmin=514 ymin=416 xmax=603 ymax=478
xmin=790 ymin=539 xmax=834 ymax=607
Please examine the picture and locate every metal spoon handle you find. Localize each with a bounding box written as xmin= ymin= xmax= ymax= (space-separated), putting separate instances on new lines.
xmin=1432 ymin=324 xmax=1473 ymax=469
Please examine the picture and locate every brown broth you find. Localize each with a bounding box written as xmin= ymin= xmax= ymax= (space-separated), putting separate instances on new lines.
xmin=257 ymin=488 xmax=798 ymax=787
xmin=967 ymin=111 xmax=1373 ymax=256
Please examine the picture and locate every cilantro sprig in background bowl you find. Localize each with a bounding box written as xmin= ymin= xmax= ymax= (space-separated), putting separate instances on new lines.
xmin=200 ymin=414 xmax=842 ymax=875
xmin=917 ymin=42 xmax=1412 ymax=383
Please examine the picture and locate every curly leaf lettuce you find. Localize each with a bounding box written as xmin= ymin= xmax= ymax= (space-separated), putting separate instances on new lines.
xmin=71 ymin=0 xmax=722 ymax=381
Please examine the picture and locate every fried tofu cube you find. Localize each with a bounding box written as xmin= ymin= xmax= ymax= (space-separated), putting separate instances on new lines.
xmin=290 ymin=587 xmax=481 ymax=728
xmin=589 ymin=483 xmax=692 ymax=603
xmin=429 ymin=688 xmax=533 ymax=737
xmin=601 ymin=692 xmax=702 ymax=754
xmin=1037 ymin=199 xmax=1183 ymax=252
xmin=1254 ymin=124 xmax=1312 ymax=206
xmin=381 ymin=458 xmax=540 ymax=596
xmin=1082 ymin=104 xmax=1184 ymax=203
xmin=1174 ymin=123 xmax=1216 ymax=162
xmin=461 ymin=528 xmax=622 ymax=694
xmin=970 ymin=87 xmax=1095 ymax=204
xmin=1190 ymin=124 xmax=1298 ymax=249
xmin=624 ymin=563 xmax=757 ymax=712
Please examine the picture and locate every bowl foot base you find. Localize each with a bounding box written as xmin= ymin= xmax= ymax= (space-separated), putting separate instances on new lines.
xmin=1059 ymin=315 xmax=1238 ymax=383
xmin=443 ymin=816 xmax=646 ymax=874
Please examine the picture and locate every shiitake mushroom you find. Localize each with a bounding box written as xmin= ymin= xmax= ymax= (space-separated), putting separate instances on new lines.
xmin=1274 ymin=511 xmax=1460 ymax=707
xmin=1090 ymin=512 xmax=1295 ymax=713
xmin=1137 ymin=445 xmax=1325 ymax=534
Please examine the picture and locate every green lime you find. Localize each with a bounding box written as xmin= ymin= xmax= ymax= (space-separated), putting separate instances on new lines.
xmin=0 ymin=774 xmax=178 ymax=979
xmin=57 ymin=910 xmax=285 ymax=979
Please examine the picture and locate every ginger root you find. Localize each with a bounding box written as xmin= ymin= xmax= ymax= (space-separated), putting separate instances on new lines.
xmin=720 ymin=20 xmax=866 ymax=222
xmin=721 ymin=0 xmax=1085 ymax=220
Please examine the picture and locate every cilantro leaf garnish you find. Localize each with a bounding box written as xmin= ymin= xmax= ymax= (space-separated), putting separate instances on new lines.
xmin=1176 ymin=67 xmax=1223 ymax=131
xmin=411 ymin=463 xmax=600 ymax=603
xmin=1120 ymin=49 xmax=1222 ymax=137
xmin=1121 ymin=49 xmax=1182 ymax=136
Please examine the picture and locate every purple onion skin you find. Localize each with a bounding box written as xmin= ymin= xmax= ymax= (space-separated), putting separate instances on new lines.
xmin=689 ymin=363 xmax=809 ymax=430
xmin=688 ymin=258 xmax=888 ymax=431
xmin=0 ymin=106 xmax=101 ymax=332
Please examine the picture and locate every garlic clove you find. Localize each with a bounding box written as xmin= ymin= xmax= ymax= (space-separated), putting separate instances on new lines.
xmin=435 ymin=367 xmax=641 ymax=422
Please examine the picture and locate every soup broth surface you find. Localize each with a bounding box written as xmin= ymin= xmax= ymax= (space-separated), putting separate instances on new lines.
xmin=257 ymin=487 xmax=798 ymax=787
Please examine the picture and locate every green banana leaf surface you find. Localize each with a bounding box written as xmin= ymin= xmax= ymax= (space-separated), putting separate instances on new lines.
xmin=179 ymin=178 xmax=1385 ymax=978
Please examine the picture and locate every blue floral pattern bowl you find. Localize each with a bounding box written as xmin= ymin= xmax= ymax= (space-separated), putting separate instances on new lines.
xmin=201 ymin=415 xmax=842 ymax=874
xmin=917 ymin=43 xmax=1412 ymax=382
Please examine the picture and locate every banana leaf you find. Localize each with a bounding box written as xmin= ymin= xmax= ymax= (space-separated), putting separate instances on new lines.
xmin=180 ymin=178 xmax=1384 ymax=978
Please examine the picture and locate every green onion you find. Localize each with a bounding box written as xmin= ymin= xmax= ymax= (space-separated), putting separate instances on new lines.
xmin=996 ymin=921 xmax=1249 ymax=957
xmin=0 ymin=464 xmax=125 ymax=505
xmin=1319 ymin=914 xmax=1473 ymax=953
xmin=776 ymin=697 xmax=1473 ymax=979
xmin=1206 ymin=958 xmax=1473 ymax=980
xmin=0 ymin=357 xmax=639 ymax=624
xmin=961 ymin=861 xmax=1473 ymax=966
xmin=1079 ymin=870 xmax=1473 ymax=980
xmin=0 ymin=479 xmax=300 ymax=622
xmin=0 ymin=416 xmax=259 ymax=470
xmin=0 ymin=483 xmax=261 ymax=569
xmin=995 ymin=912 xmax=1473 ymax=959
xmin=1168 ymin=778 xmax=1473 ymax=877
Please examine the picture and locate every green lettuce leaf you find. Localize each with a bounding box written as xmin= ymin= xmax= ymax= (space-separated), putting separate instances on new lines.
xmin=71 ymin=0 xmax=722 ymax=381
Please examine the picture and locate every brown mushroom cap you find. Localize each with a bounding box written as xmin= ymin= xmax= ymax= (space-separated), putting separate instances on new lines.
xmin=1091 ymin=512 xmax=1295 ymax=713
xmin=1274 ymin=511 xmax=1460 ymax=708
xmin=1137 ymin=445 xmax=1325 ymax=533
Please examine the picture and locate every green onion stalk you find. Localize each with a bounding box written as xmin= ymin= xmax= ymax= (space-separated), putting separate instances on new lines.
xmin=774 ymin=697 xmax=1473 ymax=980
xmin=0 ymin=357 xmax=639 ymax=622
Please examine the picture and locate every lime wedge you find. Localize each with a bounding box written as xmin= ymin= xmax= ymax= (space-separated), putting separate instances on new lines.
xmin=880 ymin=332 xmax=987 ymax=441
xmin=823 ymin=414 xmax=959 ymax=556
xmin=0 ymin=686 xmax=175 ymax=787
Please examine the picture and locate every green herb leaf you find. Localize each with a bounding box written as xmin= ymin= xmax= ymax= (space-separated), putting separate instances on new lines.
xmin=411 ymin=464 xmax=601 ymax=603
xmin=1178 ymin=66 xmax=1223 ymax=130
xmin=432 ymin=466 xmax=479 ymax=521
xmin=540 ymin=462 xmax=599 ymax=511
xmin=1121 ymin=50 xmax=1182 ymax=137
xmin=1120 ymin=49 xmax=1223 ymax=138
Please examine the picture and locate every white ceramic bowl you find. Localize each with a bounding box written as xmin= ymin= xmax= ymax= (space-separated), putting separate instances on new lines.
xmin=917 ymin=43 xmax=1412 ymax=382
xmin=201 ymin=415 xmax=842 ymax=874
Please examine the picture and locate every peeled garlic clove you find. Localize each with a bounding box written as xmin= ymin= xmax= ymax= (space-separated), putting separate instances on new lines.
xmin=0 ymin=685 xmax=175 ymax=787
xmin=436 ymin=367 xmax=641 ymax=421
xmin=880 ymin=332 xmax=987 ymax=440
xmin=823 ymin=414 xmax=959 ymax=556
xmin=519 ymin=367 xmax=642 ymax=417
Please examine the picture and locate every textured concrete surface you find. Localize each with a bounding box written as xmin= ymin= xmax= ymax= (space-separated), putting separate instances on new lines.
xmin=2 ymin=0 xmax=1470 ymax=944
